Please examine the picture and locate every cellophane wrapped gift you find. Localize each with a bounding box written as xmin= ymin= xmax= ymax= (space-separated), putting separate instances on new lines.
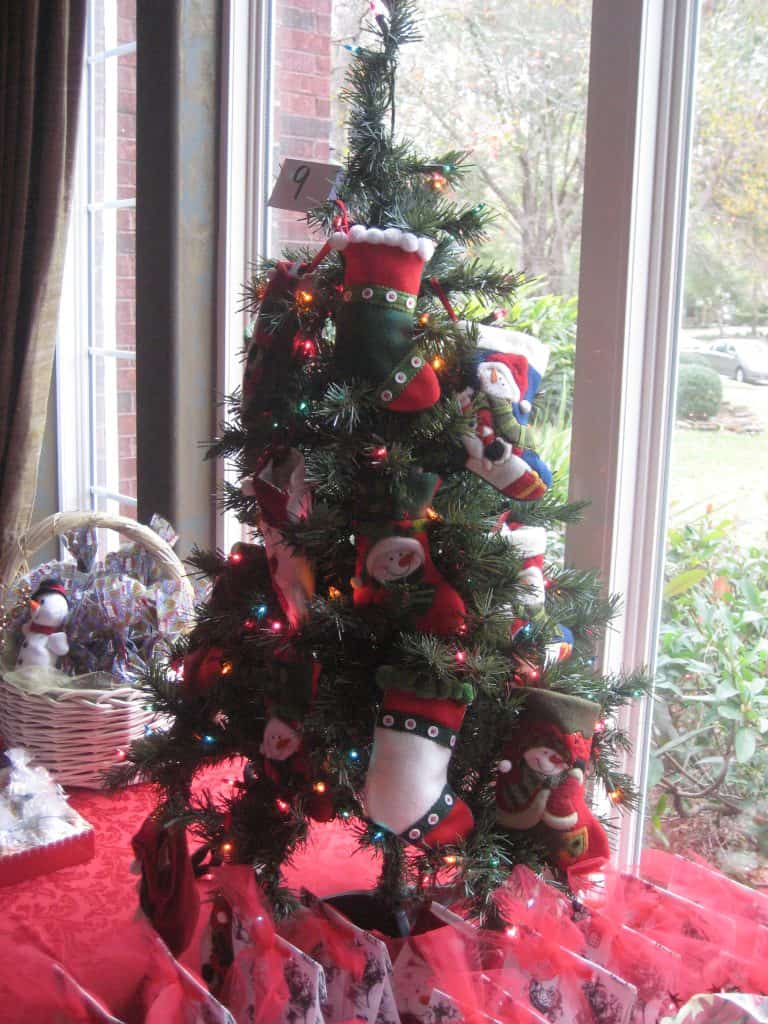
xmin=198 ymin=864 xmax=329 ymax=1024
xmin=280 ymin=894 xmax=399 ymax=1024
xmin=2 ymin=516 xmax=196 ymax=691
xmin=660 ymin=993 xmax=768 ymax=1024
xmin=0 ymin=747 xmax=94 ymax=885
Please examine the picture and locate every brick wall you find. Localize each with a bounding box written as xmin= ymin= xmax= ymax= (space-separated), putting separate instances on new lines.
xmin=270 ymin=0 xmax=334 ymax=255
xmin=103 ymin=0 xmax=333 ymax=521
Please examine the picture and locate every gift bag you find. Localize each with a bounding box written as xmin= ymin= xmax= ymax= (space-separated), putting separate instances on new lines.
xmin=280 ymin=896 xmax=397 ymax=1024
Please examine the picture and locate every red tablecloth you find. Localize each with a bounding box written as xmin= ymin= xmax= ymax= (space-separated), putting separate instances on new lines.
xmin=2 ymin=772 xmax=378 ymax=984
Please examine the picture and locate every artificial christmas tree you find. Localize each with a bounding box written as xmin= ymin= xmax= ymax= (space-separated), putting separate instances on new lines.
xmin=112 ymin=0 xmax=643 ymax=932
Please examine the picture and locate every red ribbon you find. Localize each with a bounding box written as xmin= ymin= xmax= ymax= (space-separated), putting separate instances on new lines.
xmin=331 ymin=198 xmax=350 ymax=233
xmin=429 ymin=276 xmax=459 ymax=322
xmin=303 ymin=201 xmax=351 ymax=275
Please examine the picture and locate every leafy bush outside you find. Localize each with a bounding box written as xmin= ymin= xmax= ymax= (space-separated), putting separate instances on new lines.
xmin=676 ymin=363 xmax=723 ymax=420
xmin=648 ymin=511 xmax=768 ymax=879
xmin=507 ymin=281 xmax=577 ymax=425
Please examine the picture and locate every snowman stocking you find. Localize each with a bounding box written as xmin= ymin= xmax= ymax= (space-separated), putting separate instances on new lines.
xmin=259 ymin=657 xmax=333 ymax=821
xmin=351 ymin=472 xmax=465 ymax=636
xmin=365 ymin=689 xmax=474 ymax=847
xmin=459 ymin=324 xmax=552 ymax=500
xmin=495 ymin=688 xmax=609 ymax=872
xmin=329 ymin=225 xmax=440 ymax=412
xmin=470 ymin=325 xmax=550 ymax=426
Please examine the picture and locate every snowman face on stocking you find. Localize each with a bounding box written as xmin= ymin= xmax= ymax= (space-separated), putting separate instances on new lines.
xmin=366 ymin=536 xmax=424 ymax=583
xmin=260 ymin=717 xmax=302 ymax=761
xmin=476 ymin=358 xmax=524 ymax=403
xmin=523 ymin=744 xmax=569 ymax=778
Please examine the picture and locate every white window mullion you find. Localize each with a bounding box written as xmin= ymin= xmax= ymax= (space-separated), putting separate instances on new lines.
xmin=567 ymin=0 xmax=699 ymax=867
xmin=216 ymin=0 xmax=274 ymax=554
xmin=57 ymin=80 xmax=92 ymax=515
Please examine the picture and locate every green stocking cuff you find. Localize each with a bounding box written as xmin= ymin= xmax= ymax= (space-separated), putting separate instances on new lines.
xmin=342 ymin=283 xmax=417 ymax=314
xmin=375 ymin=664 xmax=475 ymax=704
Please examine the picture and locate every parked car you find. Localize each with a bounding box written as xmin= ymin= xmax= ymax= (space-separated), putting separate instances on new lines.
xmin=692 ymin=338 xmax=768 ymax=383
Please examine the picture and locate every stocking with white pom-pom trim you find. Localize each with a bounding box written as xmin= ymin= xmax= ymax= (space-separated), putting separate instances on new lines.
xmin=495 ymin=512 xmax=547 ymax=610
xmin=457 ymin=323 xmax=552 ymax=500
xmin=365 ymin=689 xmax=474 ymax=848
xmin=469 ymin=324 xmax=550 ymax=427
xmin=329 ymin=225 xmax=441 ymax=412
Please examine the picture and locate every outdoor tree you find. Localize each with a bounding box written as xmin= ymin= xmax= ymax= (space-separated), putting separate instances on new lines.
xmin=685 ymin=0 xmax=768 ymax=329
xmin=115 ymin=0 xmax=642 ymax=927
xmin=331 ymin=0 xmax=591 ymax=295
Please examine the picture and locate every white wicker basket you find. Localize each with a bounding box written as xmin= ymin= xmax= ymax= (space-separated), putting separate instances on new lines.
xmin=0 ymin=512 xmax=195 ymax=788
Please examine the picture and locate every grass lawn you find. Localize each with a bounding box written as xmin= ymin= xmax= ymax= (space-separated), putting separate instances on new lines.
xmin=668 ymin=427 xmax=768 ymax=541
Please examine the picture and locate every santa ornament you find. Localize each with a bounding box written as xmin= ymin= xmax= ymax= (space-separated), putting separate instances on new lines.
xmin=15 ymin=578 xmax=70 ymax=670
xmin=471 ymin=325 xmax=549 ymax=426
xmin=244 ymin=447 xmax=315 ymax=630
xmin=458 ymin=324 xmax=552 ymax=500
xmin=330 ymin=225 xmax=441 ymax=412
xmin=258 ymin=658 xmax=333 ymax=822
xmin=496 ymin=687 xmax=609 ymax=872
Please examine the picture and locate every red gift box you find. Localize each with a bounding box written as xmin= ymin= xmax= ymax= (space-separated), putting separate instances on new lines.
xmin=0 ymin=810 xmax=95 ymax=886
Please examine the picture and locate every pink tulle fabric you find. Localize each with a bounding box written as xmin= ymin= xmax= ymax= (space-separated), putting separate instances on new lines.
xmin=3 ymin=768 xmax=768 ymax=1023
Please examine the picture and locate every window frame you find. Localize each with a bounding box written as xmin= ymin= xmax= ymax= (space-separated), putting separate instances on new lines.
xmin=567 ymin=0 xmax=699 ymax=866
xmin=220 ymin=0 xmax=701 ymax=866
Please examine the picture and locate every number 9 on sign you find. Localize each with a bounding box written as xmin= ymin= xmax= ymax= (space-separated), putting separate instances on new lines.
xmin=268 ymin=158 xmax=343 ymax=213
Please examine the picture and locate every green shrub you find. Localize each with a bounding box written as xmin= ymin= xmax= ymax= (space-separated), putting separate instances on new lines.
xmin=678 ymin=351 xmax=707 ymax=366
xmin=676 ymin=363 xmax=722 ymax=420
xmin=650 ymin=510 xmax=768 ymax=873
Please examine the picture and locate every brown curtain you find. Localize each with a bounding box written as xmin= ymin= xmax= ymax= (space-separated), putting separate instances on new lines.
xmin=0 ymin=1 xmax=86 ymax=584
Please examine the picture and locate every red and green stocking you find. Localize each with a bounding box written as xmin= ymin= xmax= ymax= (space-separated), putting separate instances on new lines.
xmin=351 ymin=472 xmax=465 ymax=636
xmin=495 ymin=687 xmax=609 ymax=872
xmin=241 ymin=260 xmax=303 ymax=421
xmin=365 ymin=689 xmax=474 ymax=847
xmin=329 ymin=225 xmax=440 ymax=412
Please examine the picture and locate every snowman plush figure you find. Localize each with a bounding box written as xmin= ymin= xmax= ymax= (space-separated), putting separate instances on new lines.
xmin=16 ymin=578 xmax=70 ymax=669
xmin=457 ymin=324 xmax=552 ymax=501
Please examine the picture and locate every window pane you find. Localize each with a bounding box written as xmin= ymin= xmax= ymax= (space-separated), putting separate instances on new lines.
xmin=87 ymin=1 xmax=137 ymax=515
xmin=645 ymin=0 xmax=768 ymax=883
